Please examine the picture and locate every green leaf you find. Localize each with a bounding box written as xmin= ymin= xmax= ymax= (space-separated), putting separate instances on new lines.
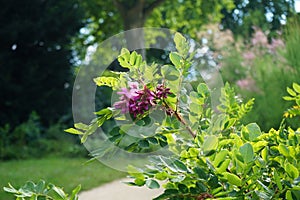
xmin=174 ymin=32 xmax=189 ymax=57
xmin=246 ymin=123 xmax=261 ymax=141
xmin=120 ymin=48 xmax=130 ymax=61
xmin=292 ymin=83 xmax=300 ymax=93
xmin=285 ymin=163 xmax=299 ymax=179
xmin=208 ymin=175 xmax=219 ymax=188
xmin=169 ymin=52 xmax=182 ymax=69
xmin=146 ymin=179 xmax=160 ymax=189
xmin=173 ymin=159 xmax=188 ymax=172
xmin=196 ymin=181 xmax=207 ymax=192
xmin=50 ymin=185 xmax=67 ymax=200
xmin=70 ymin=185 xmax=81 ymax=200
xmin=223 ymin=172 xmax=242 ymax=186
xmin=127 ymin=166 xmax=145 ymax=185
xmin=35 ymin=180 xmax=45 ymax=193
xmin=64 ymin=128 xmax=83 ymax=135
xmin=213 ymin=149 xmax=228 ymax=167
xmin=274 ymin=170 xmax=282 ymax=191
xmin=203 ymin=135 xmax=218 ymax=155
xmin=130 ymin=51 xmax=137 ymax=66
xmin=171 ymin=174 xmax=185 ymax=182
xmin=134 ymin=178 xmax=146 ymax=186
xmin=261 ymin=147 xmax=268 ymax=161
xmin=252 ymin=141 xmax=268 ymax=152
xmin=81 ymin=122 xmax=98 ymax=143
xmin=138 ymin=140 xmax=150 ymax=148
xmin=193 ymin=167 xmax=207 ymax=179
xmin=155 ymin=171 xmax=168 ymax=180
xmin=216 ymin=159 xmax=230 ymax=173
xmin=286 ymin=190 xmax=293 ymax=200
xmin=283 ymin=96 xmax=295 ymax=101
xmin=197 ymin=83 xmax=209 ymax=97
xmin=174 ymin=32 xmax=186 ymax=47
xmin=148 ymin=137 xmax=158 ymax=144
xmin=159 ymin=156 xmax=178 ymax=172
xmin=287 ymin=87 xmax=297 ymax=97
xmin=178 ymin=184 xmax=189 ymax=193
xmin=161 ymin=65 xmax=180 ymax=83
xmin=93 ymin=76 xmax=118 ymax=89
xmin=94 ymin=108 xmax=112 ymax=116
xmin=278 ymin=144 xmax=290 ymax=157
xmin=165 ymin=74 xmax=179 ymax=81
xmin=3 ymin=183 xmax=18 ymax=194
xmin=164 ymin=189 xmax=179 ymax=195
xmin=74 ymin=123 xmax=89 ymax=131
xmin=239 ymin=143 xmax=254 ymax=163
xmin=189 ymin=103 xmax=202 ymax=115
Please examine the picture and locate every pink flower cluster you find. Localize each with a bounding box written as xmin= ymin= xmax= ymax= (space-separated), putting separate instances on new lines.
xmin=114 ymin=82 xmax=172 ymax=117
xmin=251 ymin=29 xmax=268 ymax=46
xmin=236 ymin=77 xmax=256 ymax=91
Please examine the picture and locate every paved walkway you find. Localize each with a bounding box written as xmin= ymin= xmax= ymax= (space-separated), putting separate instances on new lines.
xmin=79 ymin=178 xmax=164 ymax=200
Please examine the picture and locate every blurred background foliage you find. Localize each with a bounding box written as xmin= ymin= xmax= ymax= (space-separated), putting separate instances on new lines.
xmin=0 ymin=0 xmax=299 ymax=160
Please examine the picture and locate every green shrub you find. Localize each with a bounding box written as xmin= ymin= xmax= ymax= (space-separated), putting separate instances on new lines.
xmin=0 ymin=112 xmax=87 ymax=160
xmin=4 ymin=180 xmax=81 ymax=200
xmin=64 ymin=33 xmax=300 ymax=199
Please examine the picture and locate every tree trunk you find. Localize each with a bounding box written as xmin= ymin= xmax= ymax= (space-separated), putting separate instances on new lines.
xmin=114 ymin=0 xmax=165 ymax=58
xmin=115 ymin=1 xmax=146 ymax=57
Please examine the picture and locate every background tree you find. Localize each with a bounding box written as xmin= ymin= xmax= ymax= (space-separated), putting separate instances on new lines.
xmin=74 ymin=0 xmax=235 ymax=60
xmin=220 ymin=0 xmax=296 ymax=38
xmin=0 ymin=0 xmax=84 ymax=127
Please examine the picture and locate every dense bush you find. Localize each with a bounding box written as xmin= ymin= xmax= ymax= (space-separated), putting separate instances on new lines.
xmin=64 ymin=33 xmax=300 ymax=199
xmin=0 ymin=112 xmax=87 ymax=160
xmin=6 ymin=32 xmax=300 ymax=199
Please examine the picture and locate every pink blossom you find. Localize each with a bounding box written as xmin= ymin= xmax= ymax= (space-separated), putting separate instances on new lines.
xmin=114 ymin=83 xmax=172 ymax=118
xmin=155 ymin=84 xmax=172 ymax=99
xmin=268 ymin=38 xmax=285 ymax=52
xmin=114 ymin=82 xmax=139 ymax=114
xmin=251 ymin=29 xmax=268 ymax=46
xmin=243 ymin=51 xmax=256 ymax=61
xmin=236 ymin=78 xmax=256 ymax=91
xmin=129 ymin=86 xmax=156 ymax=117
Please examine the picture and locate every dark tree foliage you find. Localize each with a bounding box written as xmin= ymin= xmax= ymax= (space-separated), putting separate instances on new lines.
xmin=74 ymin=0 xmax=234 ymax=60
xmin=0 ymin=0 xmax=84 ymax=127
xmin=221 ymin=0 xmax=296 ymax=38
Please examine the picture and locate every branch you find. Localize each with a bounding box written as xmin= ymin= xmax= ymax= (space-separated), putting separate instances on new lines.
xmin=144 ymin=0 xmax=166 ymax=16
xmin=174 ymin=110 xmax=196 ymax=138
xmin=163 ymin=100 xmax=196 ymax=138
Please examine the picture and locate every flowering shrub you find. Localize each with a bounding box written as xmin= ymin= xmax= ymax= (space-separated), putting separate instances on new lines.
xmin=218 ymin=24 xmax=300 ymax=131
xmin=64 ymin=33 xmax=300 ymax=199
xmin=7 ymin=33 xmax=299 ymax=199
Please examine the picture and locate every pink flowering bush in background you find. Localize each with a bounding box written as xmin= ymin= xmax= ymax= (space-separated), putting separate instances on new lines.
xmin=200 ymin=19 xmax=300 ymax=131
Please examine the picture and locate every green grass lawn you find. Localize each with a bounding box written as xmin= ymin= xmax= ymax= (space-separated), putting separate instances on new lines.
xmin=0 ymin=157 xmax=126 ymax=199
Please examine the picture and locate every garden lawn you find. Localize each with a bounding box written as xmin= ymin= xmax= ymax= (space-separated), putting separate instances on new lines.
xmin=0 ymin=157 xmax=126 ymax=199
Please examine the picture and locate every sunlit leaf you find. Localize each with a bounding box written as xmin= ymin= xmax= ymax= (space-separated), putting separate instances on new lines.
xmin=239 ymin=143 xmax=254 ymax=163
xmin=146 ymin=179 xmax=160 ymax=189
xmin=203 ymin=135 xmax=218 ymax=155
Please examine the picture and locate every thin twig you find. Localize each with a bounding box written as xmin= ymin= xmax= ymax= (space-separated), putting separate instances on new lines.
xmin=163 ymin=100 xmax=196 ymax=138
